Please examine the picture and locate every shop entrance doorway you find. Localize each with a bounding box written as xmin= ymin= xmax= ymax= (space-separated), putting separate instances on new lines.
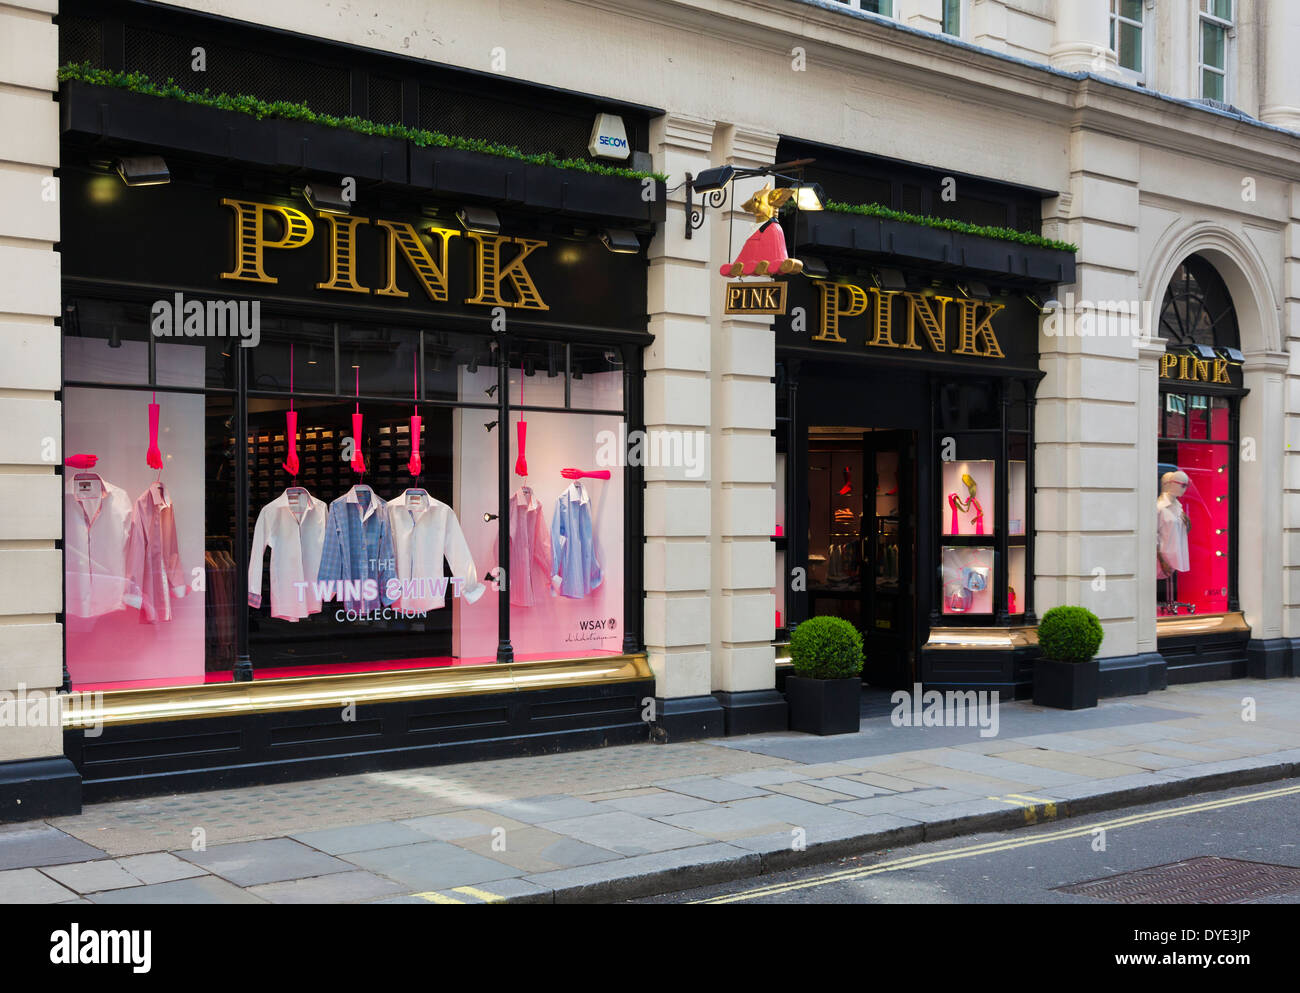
xmin=806 ymin=427 xmax=916 ymax=689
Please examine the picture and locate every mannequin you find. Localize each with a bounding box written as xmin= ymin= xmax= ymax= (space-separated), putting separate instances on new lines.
xmin=1156 ymin=469 xmax=1191 ymax=581
xmin=947 ymin=471 xmax=985 ymax=535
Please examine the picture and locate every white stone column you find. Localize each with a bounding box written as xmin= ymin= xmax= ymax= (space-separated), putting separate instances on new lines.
xmin=1134 ymin=338 xmax=1166 ymax=665
xmin=1050 ymin=0 xmax=1112 ymax=73
xmin=1259 ymin=0 xmax=1300 ymax=130
xmin=1282 ymin=186 xmax=1300 ymax=670
xmin=1037 ymin=128 xmax=1151 ymax=691
xmin=644 ymin=114 xmax=723 ymax=738
xmin=706 ymin=125 xmax=784 ymax=734
xmin=1239 ymin=350 xmax=1288 ymax=648
xmin=0 ymin=0 xmax=71 ymax=809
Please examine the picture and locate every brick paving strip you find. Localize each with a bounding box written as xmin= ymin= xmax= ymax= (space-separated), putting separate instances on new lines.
xmin=2 ymin=679 xmax=1299 ymax=904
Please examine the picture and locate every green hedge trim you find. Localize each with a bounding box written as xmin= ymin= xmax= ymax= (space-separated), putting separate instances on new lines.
xmin=58 ymin=62 xmax=669 ymax=183
xmin=822 ymin=200 xmax=1077 ymax=253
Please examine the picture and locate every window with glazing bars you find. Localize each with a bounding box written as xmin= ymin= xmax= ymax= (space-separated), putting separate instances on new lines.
xmin=1200 ymin=0 xmax=1233 ymax=101
xmin=1110 ymin=0 xmax=1145 ymax=74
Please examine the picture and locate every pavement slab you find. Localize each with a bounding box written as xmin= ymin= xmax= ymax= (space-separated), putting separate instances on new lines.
xmin=89 ymin=876 xmax=267 ymax=903
xmin=342 ymin=840 xmax=526 ymax=891
xmin=247 ymin=870 xmax=408 ymax=904
xmin=115 ymin=852 xmax=209 ymax=885
xmin=0 ymin=867 xmax=79 ymax=903
xmin=40 ymin=859 xmax=142 ymax=894
xmin=178 ymin=838 xmax=354 ymax=887
xmin=0 ymin=824 xmax=105 ymax=871
xmin=538 ymin=810 xmax=708 ymax=855
xmin=448 ymin=826 xmax=623 ymax=873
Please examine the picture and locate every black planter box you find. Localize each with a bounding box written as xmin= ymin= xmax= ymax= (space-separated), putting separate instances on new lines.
xmin=411 ymin=144 xmax=521 ymax=202
xmin=60 ymin=79 xmax=277 ymax=166
xmin=275 ymin=119 xmax=407 ymax=184
xmin=1032 ymin=658 xmax=1099 ymax=710
xmin=953 ymin=231 xmax=1014 ymax=274
xmin=410 ymin=144 xmax=661 ymax=222
xmin=798 ymin=209 xmax=1076 ymax=285
xmin=786 ymin=675 xmax=861 ymax=735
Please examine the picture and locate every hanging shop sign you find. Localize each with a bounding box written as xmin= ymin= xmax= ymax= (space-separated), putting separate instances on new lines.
xmin=724 ymin=280 xmax=788 ymax=315
xmin=772 ymin=276 xmax=1040 ymax=369
xmin=60 ymin=166 xmax=647 ymax=332
xmin=1159 ymin=348 xmax=1241 ymax=388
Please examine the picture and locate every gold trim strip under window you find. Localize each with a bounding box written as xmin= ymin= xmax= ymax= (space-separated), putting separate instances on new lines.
xmin=63 ymin=654 xmax=651 ymax=729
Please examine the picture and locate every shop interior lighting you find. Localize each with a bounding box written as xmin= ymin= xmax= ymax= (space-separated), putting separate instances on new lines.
xmin=303 ymin=183 xmax=351 ymax=215
xmin=484 ymin=420 xmax=498 ymax=432
xmin=483 ymin=512 xmax=498 ymax=523
xmin=467 ymin=352 xmax=479 ymax=374
xmin=547 ymin=349 xmax=559 ymax=378
xmin=600 ymin=228 xmax=641 ymax=254
xmin=524 ymin=357 xmax=536 ymax=377
xmin=457 ymin=207 xmax=500 ymax=234
xmin=115 ymin=155 xmax=171 ymax=186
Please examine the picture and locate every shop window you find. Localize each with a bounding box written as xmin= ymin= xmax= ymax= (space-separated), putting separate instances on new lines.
xmin=61 ymin=306 xmax=634 ymax=690
xmin=1156 ymin=255 xmax=1242 ymax=618
xmin=933 ymin=378 xmax=1035 ymax=624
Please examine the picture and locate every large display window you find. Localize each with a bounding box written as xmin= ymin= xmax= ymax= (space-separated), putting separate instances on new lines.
xmin=62 ymin=302 xmax=638 ymax=691
xmin=933 ymin=378 xmax=1035 ymax=623
xmin=1155 ymin=255 xmax=1243 ymax=618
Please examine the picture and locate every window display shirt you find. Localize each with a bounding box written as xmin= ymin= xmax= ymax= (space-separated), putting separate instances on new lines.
xmin=496 ymin=486 xmax=553 ymax=607
xmin=551 ymin=481 xmax=602 ymax=599
xmin=248 ymin=487 xmax=328 ymax=621
xmin=123 ymin=480 xmax=188 ymax=623
xmin=1156 ymin=495 xmax=1191 ymax=578
xmin=64 ymin=473 xmax=134 ymax=618
xmin=387 ymin=489 xmax=486 ymax=611
xmin=317 ymin=484 xmax=397 ymax=612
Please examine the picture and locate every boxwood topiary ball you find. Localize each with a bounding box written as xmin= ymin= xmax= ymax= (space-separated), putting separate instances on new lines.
xmin=1037 ymin=606 xmax=1104 ymax=664
xmin=789 ymin=616 xmax=864 ymax=680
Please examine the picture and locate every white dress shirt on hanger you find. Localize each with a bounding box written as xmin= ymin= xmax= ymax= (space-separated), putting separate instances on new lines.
xmin=387 ymin=489 xmax=486 ymax=611
xmin=248 ymin=486 xmax=328 ymax=621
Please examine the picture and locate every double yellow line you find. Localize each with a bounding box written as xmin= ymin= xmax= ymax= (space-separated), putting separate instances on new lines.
xmin=693 ymin=782 xmax=1300 ymax=904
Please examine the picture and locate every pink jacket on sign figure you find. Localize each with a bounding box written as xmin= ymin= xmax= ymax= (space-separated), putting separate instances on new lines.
xmin=123 ymin=481 xmax=188 ymax=623
xmin=719 ymin=186 xmax=804 ymax=278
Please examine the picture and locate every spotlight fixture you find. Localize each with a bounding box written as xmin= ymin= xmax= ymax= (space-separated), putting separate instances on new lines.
xmin=547 ymin=349 xmax=559 ymax=378
xmin=792 ymin=183 xmax=825 ymax=211
xmin=303 ymin=183 xmax=351 ymax=215
xmin=108 ymin=324 xmax=122 ymax=349
xmin=115 ymin=155 xmax=170 ymax=186
xmin=484 ymin=420 xmax=498 ymax=432
xmin=483 ymin=512 xmax=498 ymax=523
xmin=600 ymin=228 xmax=641 ymax=254
xmin=467 ymin=352 xmax=479 ymax=374
xmin=956 ymin=281 xmax=991 ymax=301
xmin=484 ymin=383 xmax=498 ymax=397
xmin=1192 ymin=344 xmax=1218 ymax=361
xmin=683 ymin=157 xmax=814 ymax=239
xmin=1221 ymin=347 xmax=1245 ymax=363
xmin=801 ymin=255 xmax=830 ymax=280
xmin=524 ymin=357 xmax=536 ymax=377
xmin=572 ymin=365 xmax=583 ymax=381
xmin=877 ymin=268 xmax=907 ymax=292
xmin=689 ymin=165 xmax=737 ymax=192
xmin=456 ymin=207 xmax=500 ymax=234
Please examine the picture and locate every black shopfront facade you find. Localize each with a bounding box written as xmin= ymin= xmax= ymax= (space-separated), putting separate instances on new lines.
xmin=52 ymin=0 xmax=663 ymax=806
xmin=771 ymin=142 xmax=1075 ymax=698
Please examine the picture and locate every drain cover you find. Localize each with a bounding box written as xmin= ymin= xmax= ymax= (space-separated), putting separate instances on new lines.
xmin=1058 ymin=856 xmax=1300 ymax=904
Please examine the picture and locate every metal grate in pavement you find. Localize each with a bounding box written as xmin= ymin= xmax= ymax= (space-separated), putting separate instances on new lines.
xmin=1057 ymin=856 xmax=1300 ymax=904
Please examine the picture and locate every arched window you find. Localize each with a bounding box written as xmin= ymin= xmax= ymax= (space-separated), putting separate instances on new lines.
xmin=1155 ymin=255 xmax=1244 ymax=636
xmin=1159 ymin=254 xmax=1240 ymax=350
